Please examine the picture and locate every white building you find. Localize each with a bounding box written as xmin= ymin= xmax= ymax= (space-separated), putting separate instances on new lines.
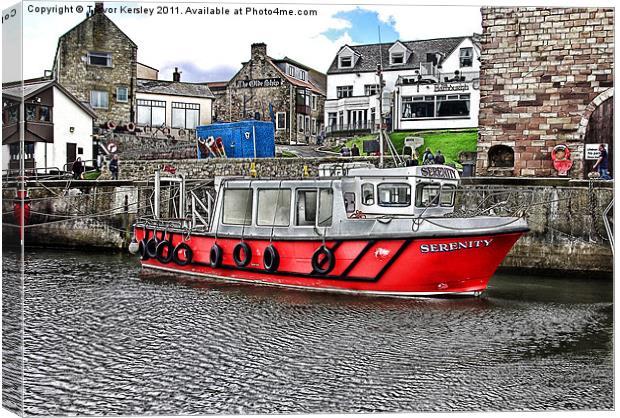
xmin=2 ymin=78 xmax=96 ymax=174
xmin=135 ymin=67 xmax=214 ymax=137
xmin=325 ymin=35 xmax=481 ymax=135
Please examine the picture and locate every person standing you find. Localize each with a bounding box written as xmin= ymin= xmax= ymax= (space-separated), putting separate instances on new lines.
xmin=71 ymin=157 xmax=84 ymax=179
xmin=351 ymin=143 xmax=360 ymax=157
xmin=109 ymin=154 xmax=120 ymax=180
xmin=422 ymin=147 xmax=435 ymax=165
xmin=593 ymin=144 xmax=611 ymax=180
xmin=435 ymin=150 xmax=445 ymax=165
xmin=340 ymin=144 xmax=351 ymax=157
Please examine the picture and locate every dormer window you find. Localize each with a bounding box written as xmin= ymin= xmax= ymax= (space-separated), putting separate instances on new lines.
xmin=288 ymin=66 xmax=295 ymax=76
xmin=391 ymin=52 xmax=404 ymax=65
xmin=339 ymin=56 xmax=352 ymax=68
xmin=299 ymin=70 xmax=306 ymax=81
xmin=459 ymin=47 xmax=473 ymax=67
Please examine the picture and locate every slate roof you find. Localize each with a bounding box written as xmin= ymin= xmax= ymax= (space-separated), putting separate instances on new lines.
xmin=326 ymin=36 xmax=470 ymax=74
xmin=137 ymin=79 xmax=215 ymax=98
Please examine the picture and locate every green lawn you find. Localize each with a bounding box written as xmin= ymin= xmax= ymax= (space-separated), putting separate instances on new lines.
xmin=335 ymin=129 xmax=478 ymax=168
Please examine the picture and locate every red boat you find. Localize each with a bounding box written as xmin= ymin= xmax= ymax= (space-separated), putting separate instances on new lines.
xmin=131 ymin=164 xmax=528 ymax=297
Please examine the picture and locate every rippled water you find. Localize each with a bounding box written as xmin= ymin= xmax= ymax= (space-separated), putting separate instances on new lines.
xmin=2 ymin=248 xmax=614 ymax=415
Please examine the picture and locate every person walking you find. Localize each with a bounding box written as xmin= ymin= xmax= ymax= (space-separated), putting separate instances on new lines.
xmin=109 ymin=154 xmax=120 ymax=180
xmin=351 ymin=143 xmax=360 ymax=157
xmin=435 ymin=150 xmax=446 ymax=165
xmin=422 ymin=147 xmax=435 ymax=165
xmin=592 ymin=143 xmax=611 ymax=180
xmin=71 ymin=157 xmax=84 ymax=179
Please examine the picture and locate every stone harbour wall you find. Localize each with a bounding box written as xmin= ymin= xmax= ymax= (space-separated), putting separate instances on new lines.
xmin=2 ymin=170 xmax=613 ymax=273
xmin=477 ymin=7 xmax=614 ymax=178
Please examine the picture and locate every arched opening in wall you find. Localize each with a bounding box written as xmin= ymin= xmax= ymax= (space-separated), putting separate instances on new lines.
xmin=488 ymin=145 xmax=515 ymax=168
xmin=584 ymin=97 xmax=613 ymax=179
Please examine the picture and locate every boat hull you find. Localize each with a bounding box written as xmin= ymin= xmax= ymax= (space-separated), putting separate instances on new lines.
xmin=134 ymin=228 xmax=524 ymax=296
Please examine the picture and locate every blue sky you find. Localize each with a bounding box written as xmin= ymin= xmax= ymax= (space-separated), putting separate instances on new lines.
xmin=323 ymin=9 xmax=400 ymax=45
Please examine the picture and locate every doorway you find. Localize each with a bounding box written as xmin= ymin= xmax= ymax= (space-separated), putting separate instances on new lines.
xmin=584 ymin=97 xmax=613 ymax=178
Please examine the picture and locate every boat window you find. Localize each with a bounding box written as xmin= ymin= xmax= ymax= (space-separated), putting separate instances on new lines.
xmin=440 ymin=185 xmax=456 ymax=207
xmin=344 ymin=192 xmax=356 ymax=213
xmin=377 ymin=183 xmax=411 ymax=207
xmin=296 ymin=189 xmax=333 ymax=227
xmin=257 ymin=189 xmax=291 ymax=226
xmin=361 ymin=183 xmax=375 ymax=206
xmin=415 ymin=184 xmax=455 ymax=207
xmin=222 ymin=189 xmax=253 ymax=225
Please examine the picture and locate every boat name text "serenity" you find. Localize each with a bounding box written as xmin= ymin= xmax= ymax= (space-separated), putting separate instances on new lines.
xmin=420 ymin=166 xmax=458 ymax=179
xmin=420 ymin=239 xmax=493 ymax=253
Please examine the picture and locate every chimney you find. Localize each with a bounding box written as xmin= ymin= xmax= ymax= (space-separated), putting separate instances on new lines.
xmin=251 ymin=43 xmax=267 ymax=59
xmin=173 ymin=67 xmax=181 ymax=82
xmin=94 ymin=2 xmax=104 ymax=13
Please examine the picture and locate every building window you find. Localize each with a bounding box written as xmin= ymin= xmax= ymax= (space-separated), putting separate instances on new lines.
xmin=137 ymin=99 xmax=165 ymax=126
xmin=296 ymin=89 xmax=310 ymax=108
xmin=299 ymin=70 xmax=307 ymax=81
xmin=276 ymin=112 xmax=286 ymax=130
xmin=222 ymin=189 xmax=253 ymax=226
xmin=10 ymin=142 xmax=35 ymax=160
xmin=2 ymin=102 xmax=19 ymax=125
xmin=25 ymin=104 xmax=51 ymax=122
xmin=312 ymin=118 xmax=317 ymax=135
xmin=288 ymin=66 xmax=295 ymax=76
xmin=337 ymin=86 xmax=353 ymax=98
xmin=172 ymin=102 xmax=200 ymax=129
xmin=436 ymin=94 xmax=470 ymax=117
xmin=390 ymin=52 xmax=404 ymax=65
xmin=88 ymin=52 xmax=112 ymax=67
xmin=298 ymin=114 xmax=304 ymax=132
xmin=116 ymin=87 xmax=128 ymax=103
xmin=257 ymin=189 xmax=291 ymax=227
xmin=90 ymin=90 xmax=109 ymax=109
xmin=364 ymin=84 xmax=379 ymax=96
xmin=328 ymin=112 xmax=337 ymax=128
xmin=339 ymin=56 xmax=352 ymax=68
xmin=402 ymin=96 xmax=434 ymax=119
xmin=311 ymin=95 xmax=318 ymax=110
xmin=378 ymin=183 xmax=411 ymax=207
xmin=401 ymin=94 xmax=470 ymax=119
xmin=459 ymin=47 xmax=473 ymax=67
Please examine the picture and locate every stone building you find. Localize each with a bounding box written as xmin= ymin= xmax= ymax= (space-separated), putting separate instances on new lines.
xmin=477 ymin=7 xmax=614 ymax=178
xmin=52 ymin=2 xmax=137 ymax=125
xmin=213 ymin=43 xmax=326 ymax=145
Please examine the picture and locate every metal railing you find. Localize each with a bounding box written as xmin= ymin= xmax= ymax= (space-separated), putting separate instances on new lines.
xmin=326 ymin=122 xmax=374 ymax=135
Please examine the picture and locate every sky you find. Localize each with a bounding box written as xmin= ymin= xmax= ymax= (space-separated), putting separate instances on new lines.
xmin=8 ymin=0 xmax=485 ymax=83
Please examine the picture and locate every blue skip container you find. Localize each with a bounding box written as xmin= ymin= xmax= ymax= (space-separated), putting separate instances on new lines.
xmin=196 ymin=120 xmax=275 ymax=159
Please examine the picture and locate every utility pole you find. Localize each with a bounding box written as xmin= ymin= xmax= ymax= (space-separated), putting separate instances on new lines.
xmin=377 ymin=63 xmax=385 ymax=168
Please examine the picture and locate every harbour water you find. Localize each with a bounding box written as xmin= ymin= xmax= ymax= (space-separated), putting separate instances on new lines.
xmin=2 ymin=248 xmax=614 ymax=415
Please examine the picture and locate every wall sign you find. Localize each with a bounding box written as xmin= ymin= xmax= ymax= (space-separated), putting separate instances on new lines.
xmin=235 ymin=78 xmax=283 ymax=88
xmin=585 ymin=143 xmax=607 ymax=160
xmin=434 ymin=83 xmax=470 ymax=92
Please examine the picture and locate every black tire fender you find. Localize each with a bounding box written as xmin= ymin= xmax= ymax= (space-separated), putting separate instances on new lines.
xmin=139 ymin=238 xmax=150 ymax=260
xmin=173 ymin=242 xmax=193 ymax=266
xmin=233 ymin=242 xmax=252 ymax=267
xmin=156 ymin=239 xmax=174 ymax=264
xmin=263 ymin=245 xmax=280 ymax=272
xmin=209 ymin=243 xmax=223 ymax=268
xmin=311 ymin=246 xmax=335 ymax=275
xmin=145 ymin=231 xmax=161 ymax=259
